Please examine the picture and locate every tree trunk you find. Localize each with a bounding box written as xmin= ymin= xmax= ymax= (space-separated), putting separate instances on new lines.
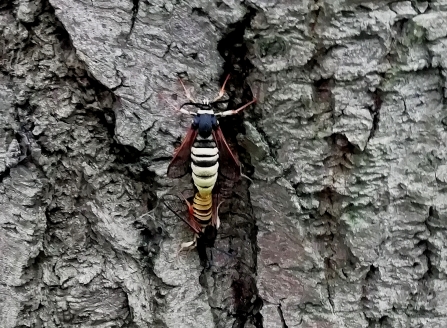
xmin=1 ymin=0 xmax=447 ymax=327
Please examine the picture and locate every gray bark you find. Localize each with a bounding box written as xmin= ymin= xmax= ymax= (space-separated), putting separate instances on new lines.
xmin=1 ymin=0 xmax=447 ymax=327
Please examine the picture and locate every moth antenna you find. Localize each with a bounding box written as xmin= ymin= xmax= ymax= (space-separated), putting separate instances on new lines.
xmin=159 ymin=92 xmax=196 ymax=116
xmin=213 ymin=74 xmax=230 ymax=102
xmin=178 ymin=77 xmax=196 ymax=102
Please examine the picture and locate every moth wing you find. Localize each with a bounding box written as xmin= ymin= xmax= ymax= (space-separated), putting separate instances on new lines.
xmin=160 ymin=194 xmax=202 ymax=234
xmin=167 ymin=127 xmax=198 ymax=178
xmin=212 ymin=126 xmax=241 ymax=181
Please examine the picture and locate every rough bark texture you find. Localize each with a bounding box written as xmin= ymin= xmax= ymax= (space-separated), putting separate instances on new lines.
xmin=1 ymin=0 xmax=447 ymax=327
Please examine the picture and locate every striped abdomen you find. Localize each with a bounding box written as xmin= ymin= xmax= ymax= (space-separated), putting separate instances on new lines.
xmin=191 ymin=192 xmax=213 ymax=228
xmin=191 ymin=135 xmax=219 ymax=196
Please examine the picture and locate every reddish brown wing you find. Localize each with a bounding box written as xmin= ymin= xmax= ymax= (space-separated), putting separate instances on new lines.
xmin=167 ymin=127 xmax=198 ymax=178
xmin=160 ymin=194 xmax=202 ymax=235
xmin=212 ymin=126 xmax=241 ymax=181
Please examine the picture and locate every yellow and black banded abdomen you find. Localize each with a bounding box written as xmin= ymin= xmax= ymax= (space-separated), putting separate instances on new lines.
xmin=190 ymin=135 xmax=219 ymax=196
xmin=192 ymin=193 xmax=213 ymax=227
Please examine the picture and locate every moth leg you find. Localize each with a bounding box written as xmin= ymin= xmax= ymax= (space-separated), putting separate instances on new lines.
xmin=175 ymin=237 xmax=197 ymax=261
xmin=206 ymin=247 xmax=214 ymax=269
xmin=213 ymin=74 xmax=230 ymax=102
xmin=215 ymin=200 xmax=224 ymax=229
xmin=177 ymin=193 xmax=202 ymax=254
xmin=240 ymin=173 xmax=253 ymax=183
xmin=212 ymin=194 xmax=224 ymax=229
xmin=179 ymin=77 xmax=196 ymax=102
xmin=171 ymin=236 xmax=196 ymax=266
xmin=215 ymin=97 xmax=257 ymax=117
xmin=179 ymin=192 xmax=196 ymax=223
xmin=167 ymin=240 xmax=194 ymax=263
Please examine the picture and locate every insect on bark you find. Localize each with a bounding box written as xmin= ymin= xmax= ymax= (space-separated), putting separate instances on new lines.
xmin=165 ymin=74 xmax=256 ymax=253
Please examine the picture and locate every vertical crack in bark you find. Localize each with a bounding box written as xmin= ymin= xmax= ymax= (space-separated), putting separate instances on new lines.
xmin=361 ymin=264 xmax=378 ymax=323
xmin=277 ymin=303 xmax=289 ymax=328
xmin=308 ymin=0 xmax=321 ymax=34
xmin=411 ymin=206 xmax=438 ymax=312
xmin=424 ymin=206 xmax=436 ymax=279
xmin=302 ymin=53 xmax=358 ymax=320
xmin=367 ymin=88 xmax=383 ymax=143
xmin=324 ymin=258 xmax=336 ymax=316
xmin=128 ymin=0 xmax=140 ymax=39
xmin=0 ymin=169 xmax=10 ymax=183
xmin=216 ymin=7 xmax=256 ymax=81
xmin=436 ymin=66 xmax=447 ymax=103
xmin=310 ymin=187 xmax=357 ymax=318
xmin=209 ymin=5 xmax=264 ymax=327
xmin=324 ymin=134 xmax=357 ymax=173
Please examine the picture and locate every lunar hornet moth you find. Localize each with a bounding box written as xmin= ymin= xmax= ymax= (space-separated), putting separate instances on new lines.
xmin=165 ymin=74 xmax=256 ymax=254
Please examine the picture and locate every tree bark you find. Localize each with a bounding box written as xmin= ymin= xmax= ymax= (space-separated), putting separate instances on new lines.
xmin=1 ymin=0 xmax=447 ymax=327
